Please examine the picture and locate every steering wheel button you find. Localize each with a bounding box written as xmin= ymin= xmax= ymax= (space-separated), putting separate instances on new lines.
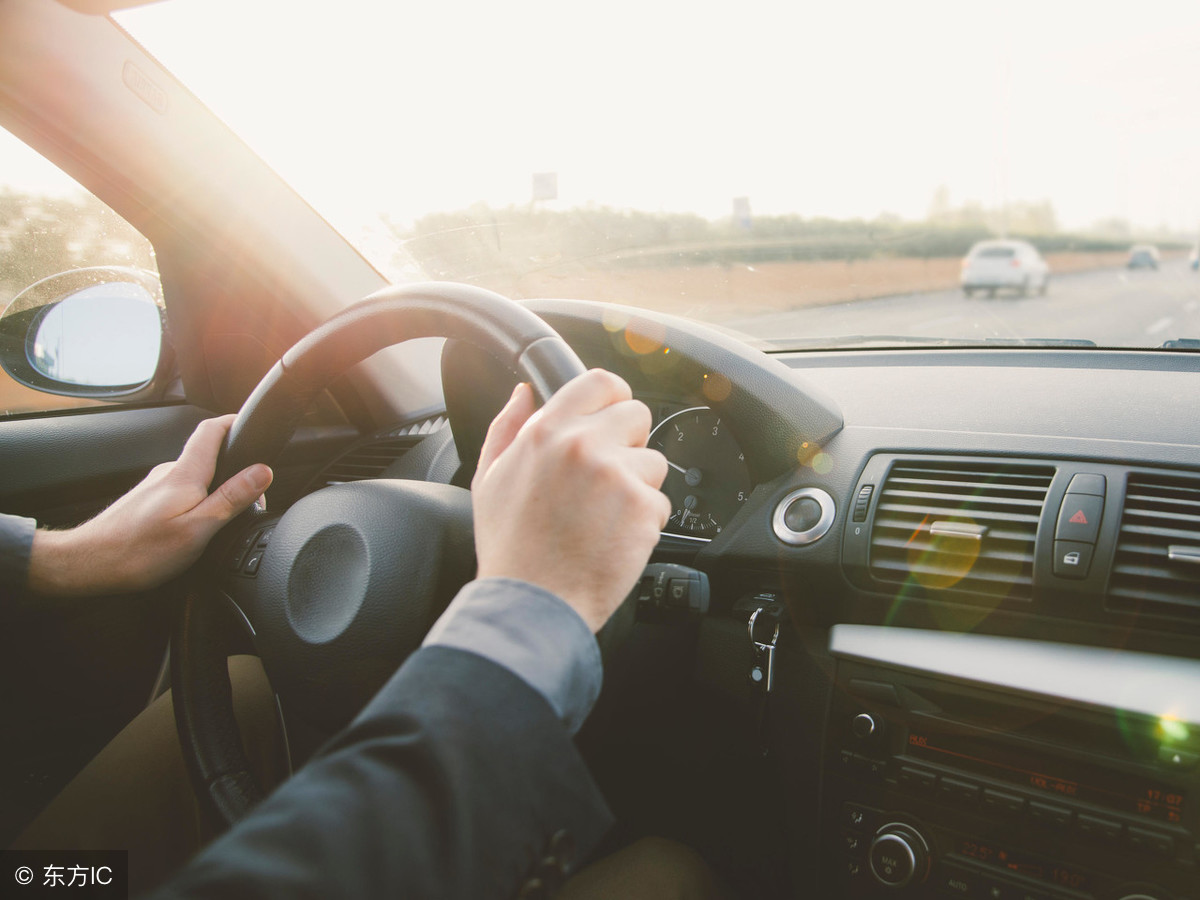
xmin=242 ymin=551 xmax=264 ymax=576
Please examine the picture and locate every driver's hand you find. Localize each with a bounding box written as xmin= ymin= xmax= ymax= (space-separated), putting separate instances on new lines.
xmin=28 ymin=415 xmax=273 ymax=597
xmin=472 ymin=369 xmax=670 ymax=632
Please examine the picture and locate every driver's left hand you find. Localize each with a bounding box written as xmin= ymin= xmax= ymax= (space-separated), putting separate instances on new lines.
xmin=27 ymin=415 xmax=272 ymax=597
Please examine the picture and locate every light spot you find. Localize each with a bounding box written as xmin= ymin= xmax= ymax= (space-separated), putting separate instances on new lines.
xmin=701 ymin=372 xmax=732 ymax=402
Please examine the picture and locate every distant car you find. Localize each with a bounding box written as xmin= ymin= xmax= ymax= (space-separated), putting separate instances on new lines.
xmin=1127 ymin=244 xmax=1160 ymax=269
xmin=961 ymin=239 xmax=1050 ymax=297
xmin=1189 ymin=243 xmax=1199 ymax=270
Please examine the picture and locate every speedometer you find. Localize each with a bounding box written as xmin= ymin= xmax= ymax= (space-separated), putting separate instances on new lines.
xmin=649 ymin=406 xmax=753 ymax=539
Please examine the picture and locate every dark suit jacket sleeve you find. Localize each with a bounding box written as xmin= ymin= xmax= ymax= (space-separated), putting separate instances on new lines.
xmin=0 ymin=513 xmax=35 ymax=602
xmin=148 ymin=645 xmax=614 ymax=900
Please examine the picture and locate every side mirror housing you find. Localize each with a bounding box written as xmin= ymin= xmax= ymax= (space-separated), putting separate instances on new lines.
xmin=0 ymin=266 xmax=170 ymax=400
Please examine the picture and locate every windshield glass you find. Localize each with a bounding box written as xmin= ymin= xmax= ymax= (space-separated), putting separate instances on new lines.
xmin=117 ymin=1 xmax=1200 ymax=351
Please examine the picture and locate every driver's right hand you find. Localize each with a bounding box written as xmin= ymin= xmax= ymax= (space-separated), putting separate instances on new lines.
xmin=471 ymin=369 xmax=670 ymax=633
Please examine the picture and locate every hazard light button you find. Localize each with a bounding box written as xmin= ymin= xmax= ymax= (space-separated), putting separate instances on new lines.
xmin=1055 ymin=494 xmax=1103 ymax=544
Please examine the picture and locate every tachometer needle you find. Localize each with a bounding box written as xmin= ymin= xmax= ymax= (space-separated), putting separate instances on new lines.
xmin=666 ymin=460 xmax=688 ymax=475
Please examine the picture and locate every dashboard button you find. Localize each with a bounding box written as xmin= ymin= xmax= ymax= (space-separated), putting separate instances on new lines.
xmin=899 ymin=766 xmax=937 ymax=791
xmin=981 ymin=788 xmax=1025 ymax=815
xmin=1055 ymin=494 xmax=1103 ymax=543
xmin=851 ymin=713 xmax=878 ymax=739
xmin=1157 ymin=745 xmax=1200 ymax=770
xmin=979 ymin=879 xmax=1019 ymax=900
xmin=1053 ymin=540 xmax=1094 ymax=578
xmin=932 ymin=863 xmax=977 ymax=896
xmin=1076 ymin=813 xmax=1122 ymax=841
xmin=1067 ymin=473 xmax=1106 ymax=496
xmin=1027 ymin=800 xmax=1072 ymax=827
xmin=842 ymin=803 xmax=875 ymax=832
xmin=847 ymin=678 xmax=901 ymax=707
xmin=938 ymin=777 xmax=980 ymax=805
xmin=1126 ymin=825 xmax=1173 ymax=855
xmin=853 ymin=484 xmax=875 ymax=522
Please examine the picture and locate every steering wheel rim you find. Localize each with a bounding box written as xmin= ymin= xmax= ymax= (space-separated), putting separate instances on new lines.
xmin=171 ymin=282 xmax=586 ymax=827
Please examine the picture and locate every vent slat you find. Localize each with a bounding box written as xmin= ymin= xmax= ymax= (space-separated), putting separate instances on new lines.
xmin=875 ymin=502 xmax=1041 ymax=525
xmin=316 ymin=415 xmax=448 ymax=489
xmin=885 ymin=477 xmax=1049 ymax=496
xmin=880 ymin=488 xmax=1045 ymax=509
xmin=873 ymin=523 xmax=1036 ymax=547
xmin=1110 ymin=473 xmax=1200 ymax=614
xmin=871 ymin=536 xmax=1033 ymax=564
xmin=868 ymin=459 xmax=1053 ymax=601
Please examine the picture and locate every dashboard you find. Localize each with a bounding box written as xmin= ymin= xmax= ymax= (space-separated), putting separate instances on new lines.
xmin=309 ymin=304 xmax=1200 ymax=900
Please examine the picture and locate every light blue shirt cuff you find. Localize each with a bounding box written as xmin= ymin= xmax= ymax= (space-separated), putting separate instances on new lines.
xmin=422 ymin=577 xmax=602 ymax=734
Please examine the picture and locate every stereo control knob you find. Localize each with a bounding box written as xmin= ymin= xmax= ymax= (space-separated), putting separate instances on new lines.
xmin=851 ymin=713 xmax=878 ymax=739
xmin=868 ymin=823 xmax=930 ymax=889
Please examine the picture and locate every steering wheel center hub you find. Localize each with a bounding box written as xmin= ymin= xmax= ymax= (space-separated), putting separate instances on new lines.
xmin=245 ymin=479 xmax=475 ymax=730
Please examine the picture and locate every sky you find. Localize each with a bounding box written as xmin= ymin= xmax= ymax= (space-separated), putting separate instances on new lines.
xmin=7 ymin=1 xmax=1200 ymax=246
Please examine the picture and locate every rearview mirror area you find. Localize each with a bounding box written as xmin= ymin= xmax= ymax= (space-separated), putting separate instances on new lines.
xmin=0 ymin=266 xmax=168 ymax=399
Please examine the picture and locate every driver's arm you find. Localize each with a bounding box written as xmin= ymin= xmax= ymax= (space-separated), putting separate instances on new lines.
xmin=2 ymin=415 xmax=271 ymax=600
xmin=149 ymin=370 xmax=670 ymax=900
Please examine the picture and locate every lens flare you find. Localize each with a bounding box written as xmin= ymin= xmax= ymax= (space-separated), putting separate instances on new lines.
xmin=622 ymin=317 xmax=666 ymax=355
xmin=1158 ymin=715 xmax=1190 ymax=743
xmin=701 ymin=372 xmax=732 ymax=403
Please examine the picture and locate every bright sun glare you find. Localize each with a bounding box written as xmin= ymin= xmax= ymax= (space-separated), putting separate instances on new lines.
xmin=111 ymin=0 xmax=1200 ymax=244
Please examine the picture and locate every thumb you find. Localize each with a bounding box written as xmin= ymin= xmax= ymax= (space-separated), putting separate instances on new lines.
xmin=193 ymin=463 xmax=274 ymax=529
xmin=476 ymin=383 xmax=535 ymax=479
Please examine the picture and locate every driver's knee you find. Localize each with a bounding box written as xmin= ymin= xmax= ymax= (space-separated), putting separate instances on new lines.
xmin=557 ymin=836 xmax=727 ymax=900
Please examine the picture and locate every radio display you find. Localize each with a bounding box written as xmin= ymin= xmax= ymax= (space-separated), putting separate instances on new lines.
xmin=958 ymin=838 xmax=1091 ymax=892
xmin=908 ymin=730 xmax=1184 ymax=824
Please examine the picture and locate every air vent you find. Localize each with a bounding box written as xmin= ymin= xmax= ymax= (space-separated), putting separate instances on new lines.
xmin=1109 ymin=473 xmax=1200 ymax=614
xmin=317 ymin=415 xmax=447 ymax=488
xmin=869 ymin=460 xmax=1055 ymax=601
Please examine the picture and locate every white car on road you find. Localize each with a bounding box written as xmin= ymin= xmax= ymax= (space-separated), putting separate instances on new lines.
xmin=961 ymin=239 xmax=1050 ymax=297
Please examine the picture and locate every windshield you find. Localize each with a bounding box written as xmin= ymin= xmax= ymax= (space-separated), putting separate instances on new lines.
xmin=117 ymin=0 xmax=1200 ymax=351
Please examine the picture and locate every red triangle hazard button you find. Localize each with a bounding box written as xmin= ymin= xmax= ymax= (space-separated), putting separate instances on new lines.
xmin=1069 ymin=509 xmax=1088 ymax=524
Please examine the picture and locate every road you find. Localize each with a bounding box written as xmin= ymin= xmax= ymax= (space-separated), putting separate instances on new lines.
xmin=723 ymin=258 xmax=1200 ymax=348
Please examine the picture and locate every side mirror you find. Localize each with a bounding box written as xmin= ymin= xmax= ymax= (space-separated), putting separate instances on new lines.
xmin=0 ymin=267 xmax=169 ymax=399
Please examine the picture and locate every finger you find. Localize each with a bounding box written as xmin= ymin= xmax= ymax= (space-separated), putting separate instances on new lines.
xmin=638 ymin=482 xmax=672 ymax=531
xmin=476 ymin=383 xmax=535 ymax=479
xmin=537 ymin=368 xmax=632 ymax=421
xmin=192 ymin=464 xmax=274 ymax=527
xmin=620 ymin=446 xmax=669 ymax=490
xmin=586 ymin=399 xmax=654 ymax=448
xmin=171 ymin=415 xmax=237 ymax=485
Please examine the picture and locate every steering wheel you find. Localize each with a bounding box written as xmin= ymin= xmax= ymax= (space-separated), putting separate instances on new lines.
xmin=170 ymin=282 xmax=586 ymax=827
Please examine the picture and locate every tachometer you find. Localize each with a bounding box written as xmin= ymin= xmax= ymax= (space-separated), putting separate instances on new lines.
xmin=649 ymin=406 xmax=752 ymax=539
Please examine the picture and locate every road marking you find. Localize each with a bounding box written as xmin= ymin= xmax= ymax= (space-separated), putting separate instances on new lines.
xmin=1146 ymin=316 xmax=1174 ymax=335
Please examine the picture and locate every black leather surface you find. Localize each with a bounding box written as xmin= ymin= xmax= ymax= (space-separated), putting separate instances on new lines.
xmin=212 ymin=283 xmax=584 ymax=490
xmin=0 ymin=404 xmax=208 ymax=515
xmin=171 ymin=578 xmax=266 ymax=820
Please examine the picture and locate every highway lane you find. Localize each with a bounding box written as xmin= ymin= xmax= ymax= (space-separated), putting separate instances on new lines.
xmin=723 ymin=258 xmax=1200 ymax=348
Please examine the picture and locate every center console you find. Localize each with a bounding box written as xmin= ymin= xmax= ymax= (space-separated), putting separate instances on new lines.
xmin=820 ymin=626 xmax=1200 ymax=900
